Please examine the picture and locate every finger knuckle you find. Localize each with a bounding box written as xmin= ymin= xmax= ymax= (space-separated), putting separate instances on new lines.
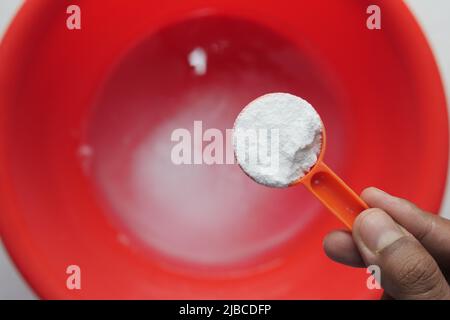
xmin=396 ymin=253 xmax=441 ymax=293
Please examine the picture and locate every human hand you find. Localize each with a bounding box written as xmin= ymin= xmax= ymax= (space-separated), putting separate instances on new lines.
xmin=323 ymin=187 xmax=450 ymax=299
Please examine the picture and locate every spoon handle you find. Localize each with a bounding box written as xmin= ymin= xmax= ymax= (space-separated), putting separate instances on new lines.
xmin=301 ymin=161 xmax=368 ymax=229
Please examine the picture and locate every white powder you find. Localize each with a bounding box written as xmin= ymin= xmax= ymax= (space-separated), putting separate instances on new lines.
xmin=233 ymin=93 xmax=323 ymax=188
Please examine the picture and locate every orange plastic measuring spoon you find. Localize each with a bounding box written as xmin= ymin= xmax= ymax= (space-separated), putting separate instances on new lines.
xmin=290 ymin=128 xmax=368 ymax=229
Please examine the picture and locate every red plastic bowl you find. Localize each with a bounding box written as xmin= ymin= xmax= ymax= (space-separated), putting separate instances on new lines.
xmin=0 ymin=0 xmax=447 ymax=299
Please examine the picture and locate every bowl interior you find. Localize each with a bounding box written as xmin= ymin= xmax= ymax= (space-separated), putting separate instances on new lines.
xmin=87 ymin=16 xmax=340 ymax=270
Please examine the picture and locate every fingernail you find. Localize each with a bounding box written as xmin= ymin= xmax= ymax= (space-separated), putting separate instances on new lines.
xmin=358 ymin=209 xmax=404 ymax=253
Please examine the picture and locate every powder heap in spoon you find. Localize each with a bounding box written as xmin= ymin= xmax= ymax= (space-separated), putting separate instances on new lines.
xmin=233 ymin=93 xmax=323 ymax=188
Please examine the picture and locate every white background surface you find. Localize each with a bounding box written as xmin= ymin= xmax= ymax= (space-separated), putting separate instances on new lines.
xmin=0 ymin=0 xmax=449 ymax=299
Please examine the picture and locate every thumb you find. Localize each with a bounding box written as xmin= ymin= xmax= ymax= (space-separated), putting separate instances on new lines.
xmin=353 ymin=208 xmax=450 ymax=300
